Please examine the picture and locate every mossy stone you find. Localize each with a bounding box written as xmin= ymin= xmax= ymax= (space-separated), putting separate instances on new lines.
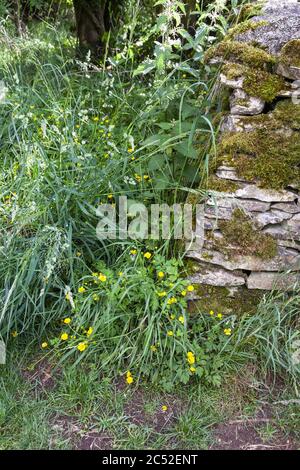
xmin=217 ymin=101 xmax=300 ymax=190
xmin=226 ymin=20 xmax=268 ymax=41
xmin=208 ymin=209 xmax=278 ymax=261
xmin=188 ymin=285 xmax=264 ymax=316
xmin=206 ymin=175 xmax=239 ymax=193
xmin=239 ymin=2 xmax=265 ymax=22
xmin=205 ymin=40 xmax=276 ymax=69
xmin=280 ymin=39 xmax=300 ymax=68
xmin=221 ymin=63 xmax=285 ymax=102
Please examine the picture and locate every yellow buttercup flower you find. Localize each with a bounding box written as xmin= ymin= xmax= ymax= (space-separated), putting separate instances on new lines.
xmin=217 ymin=313 xmax=223 ymax=319
xmin=61 ymin=333 xmax=68 ymax=341
xmin=150 ymin=345 xmax=157 ymax=352
xmin=11 ymin=331 xmax=18 ymax=338
xmin=130 ymin=249 xmax=137 ymax=255
xmin=41 ymin=342 xmax=48 ymax=349
xmin=167 ymin=331 xmax=174 ymax=337
xmin=93 ymin=294 xmax=99 ymax=301
xmin=86 ymin=327 xmax=93 ymax=336
xmin=63 ymin=317 xmax=71 ymax=324
xmin=187 ymin=351 xmax=195 ymax=365
xmin=158 ymin=271 xmax=164 ymax=278
xmin=77 ymin=342 xmax=87 ymax=352
xmin=167 ymin=297 xmax=177 ymax=305
xmin=157 ymin=291 xmax=167 ymax=297
xmin=78 ymin=286 xmax=86 ymax=293
xmin=209 ymin=310 xmax=214 ymax=316
xmin=181 ymin=290 xmax=187 ymax=297
xmin=144 ymin=252 xmax=152 ymax=259
xmin=107 ymin=194 xmax=113 ymax=199
xmin=118 ymin=271 xmax=123 ymax=277
xmin=224 ymin=328 xmax=232 ymax=336
xmin=161 ymin=405 xmax=168 ymax=412
xmin=178 ymin=316 xmax=185 ymax=324
xmin=98 ymin=273 xmax=107 ymax=282
xmin=190 ymin=366 xmax=196 ymax=373
xmin=125 ymin=371 xmax=133 ymax=384
xmin=128 ymin=148 xmax=134 ymax=153
xmin=187 ymin=285 xmax=194 ymax=292
xmin=170 ymin=314 xmax=176 ymax=320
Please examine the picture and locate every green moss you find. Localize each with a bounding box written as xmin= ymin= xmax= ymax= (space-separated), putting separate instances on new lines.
xmin=226 ymin=20 xmax=268 ymax=41
xmin=188 ymin=285 xmax=263 ymax=316
xmin=214 ymin=209 xmax=278 ymax=260
xmin=221 ymin=63 xmax=284 ymax=102
xmin=273 ymin=100 xmax=300 ymax=130
xmin=205 ymin=40 xmax=276 ymax=69
xmin=235 ymin=98 xmax=249 ymax=107
xmin=185 ymin=259 xmax=202 ymax=276
xmin=206 ymin=176 xmax=239 ymax=193
xmin=221 ymin=62 xmax=245 ymax=80
xmin=243 ymin=70 xmax=284 ymax=102
xmin=239 ymin=2 xmax=265 ymax=22
xmin=217 ymin=102 xmax=300 ymax=190
xmin=280 ymin=39 xmax=300 ymax=68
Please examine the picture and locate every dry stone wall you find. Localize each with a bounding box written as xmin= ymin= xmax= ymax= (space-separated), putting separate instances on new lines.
xmin=187 ymin=0 xmax=300 ymax=311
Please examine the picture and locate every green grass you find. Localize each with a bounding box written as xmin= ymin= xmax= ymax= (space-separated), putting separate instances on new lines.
xmin=0 ymin=0 xmax=299 ymax=450
xmin=1 ymin=346 xmax=299 ymax=450
xmin=0 ymin=7 xmax=232 ymax=389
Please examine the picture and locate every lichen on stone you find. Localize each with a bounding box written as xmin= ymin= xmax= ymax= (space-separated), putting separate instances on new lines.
xmin=279 ymin=39 xmax=300 ymax=68
xmin=210 ymin=208 xmax=278 ymax=260
xmin=205 ymin=40 xmax=276 ymax=69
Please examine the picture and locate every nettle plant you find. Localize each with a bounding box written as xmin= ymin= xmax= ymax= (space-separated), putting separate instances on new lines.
xmin=130 ymin=0 xmax=244 ymax=194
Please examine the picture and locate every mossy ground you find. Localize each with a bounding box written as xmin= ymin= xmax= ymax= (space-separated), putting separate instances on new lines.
xmin=216 ymin=102 xmax=300 ymax=190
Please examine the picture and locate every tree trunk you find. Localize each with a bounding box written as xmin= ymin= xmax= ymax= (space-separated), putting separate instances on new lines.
xmin=73 ymin=0 xmax=107 ymax=54
xmin=183 ymin=0 xmax=197 ymax=32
